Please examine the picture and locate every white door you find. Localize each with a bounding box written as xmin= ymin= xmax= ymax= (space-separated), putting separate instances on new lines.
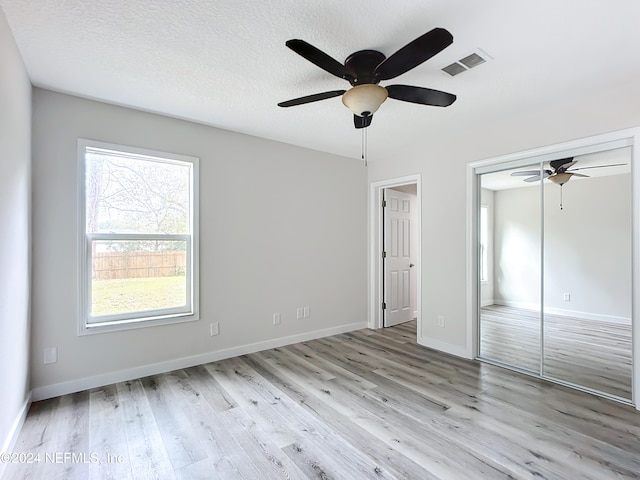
xmin=384 ymin=189 xmax=416 ymax=327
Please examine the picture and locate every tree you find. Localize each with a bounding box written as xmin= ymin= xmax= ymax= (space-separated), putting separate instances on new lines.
xmin=86 ymin=151 xmax=191 ymax=252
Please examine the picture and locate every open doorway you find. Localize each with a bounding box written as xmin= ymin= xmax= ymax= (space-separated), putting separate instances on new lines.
xmin=369 ymin=175 xmax=421 ymax=333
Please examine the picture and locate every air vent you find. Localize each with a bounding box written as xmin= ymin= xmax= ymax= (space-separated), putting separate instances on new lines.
xmin=442 ymin=49 xmax=490 ymax=76
xmin=442 ymin=62 xmax=467 ymax=76
xmin=459 ymin=52 xmax=486 ymax=69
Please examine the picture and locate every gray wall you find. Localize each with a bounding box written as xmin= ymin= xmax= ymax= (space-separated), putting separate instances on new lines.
xmin=494 ymin=173 xmax=632 ymax=322
xmin=30 ymin=89 xmax=367 ymax=396
xmin=0 ymin=8 xmax=31 ymax=456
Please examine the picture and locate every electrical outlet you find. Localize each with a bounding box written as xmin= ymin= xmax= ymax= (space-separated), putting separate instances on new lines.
xmin=563 ymin=293 xmax=570 ymax=301
xmin=273 ymin=313 xmax=281 ymax=325
xmin=210 ymin=322 xmax=220 ymax=336
xmin=303 ymin=306 xmax=310 ymax=318
xmin=296 ymin=307 xmax=304 ymax=319
xmin=44 ymin=347 xmax=57 ymax=364
xmin=437 ymin=315 xmax=445 ymax=328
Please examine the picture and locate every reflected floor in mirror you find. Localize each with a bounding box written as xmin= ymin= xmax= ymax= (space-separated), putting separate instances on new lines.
xmin=480 ymin=304 xmax=632 ymax=399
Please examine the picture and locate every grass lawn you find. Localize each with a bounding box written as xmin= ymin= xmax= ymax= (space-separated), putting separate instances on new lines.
xmin=91 ymin=276 xmax=186 ymax=316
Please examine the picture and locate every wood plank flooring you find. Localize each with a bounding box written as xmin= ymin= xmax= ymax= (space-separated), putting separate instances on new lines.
xmin=4 ymin=321 xmax=640 ymax=479
xmin=480 ymin=305 xmax=633 ymax=399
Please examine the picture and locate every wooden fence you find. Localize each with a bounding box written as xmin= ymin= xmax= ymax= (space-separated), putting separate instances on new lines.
xmin=93 ymin=251 xmax=186 ymax=280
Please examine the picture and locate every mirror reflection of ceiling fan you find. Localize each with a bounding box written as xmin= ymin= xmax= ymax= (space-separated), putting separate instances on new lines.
xmin=511 ymin=157 xmax=627 ymax=210
xmin=510 ymin=157 xmax=627 ymax=186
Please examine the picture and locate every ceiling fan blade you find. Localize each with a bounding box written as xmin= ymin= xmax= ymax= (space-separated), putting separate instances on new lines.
xmin=354 ymin=114 xmax=373 ymax=129
xmin=513 ymin=169 xmax=553 ymax=177
xmin=523 ymin=171 xmax=552 ymax=183
xmin=571 ymin=173 xmax=590 ymax=178
xmin=285 ymin=39 xmax=352 ymax=81
xmin=511 ymin=170 xmax=543 ymax=177
xmin=386 ymin=84 xmax=456 ymax=107
xmin=568 ymin=163 xmax=627 ymax=171
xmin=278 ymin=90 xmax=346 ymax=107
xmin=374 ymin=28 xmax=453 ymax=81
xmin=524 ymin=175 xmax=544 ymax=183
xmin=550 ymin=157 xmax=574 ymax=171
xmin=555 ymin=160 xmax=577 ymax=172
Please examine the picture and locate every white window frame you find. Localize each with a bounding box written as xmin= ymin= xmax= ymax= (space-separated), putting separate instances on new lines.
xmin=77 ymin=139 xmax=199 ymax=335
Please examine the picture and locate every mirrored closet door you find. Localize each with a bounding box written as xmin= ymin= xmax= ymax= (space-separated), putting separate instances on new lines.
xmin=542 ymin=148 xmax=633 ymax=399
xmin=478 ymin=147 xmax=633 ymax=402
xmin=479 ymin=165 xmax=541 ymax=374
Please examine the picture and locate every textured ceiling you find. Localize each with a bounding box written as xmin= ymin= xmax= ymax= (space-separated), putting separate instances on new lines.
xmin=2 ymin=0 xmax=640 ymax=162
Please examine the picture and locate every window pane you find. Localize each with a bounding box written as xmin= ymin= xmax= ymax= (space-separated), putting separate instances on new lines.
xmin=91 ymin=239 xmax=187 ymax=317
xmin=86 ymin=150 xmax=190 ymax=234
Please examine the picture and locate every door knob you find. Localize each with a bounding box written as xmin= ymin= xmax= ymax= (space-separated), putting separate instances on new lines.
xmin=409 ymin=263 xmax=415 ymax=267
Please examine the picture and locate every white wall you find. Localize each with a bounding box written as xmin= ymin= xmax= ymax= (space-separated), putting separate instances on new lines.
xmin=367 ymin=76 xmax=640 ymax=356
xmin=544 ymin=174 xmax=632 ymax=320
xmin=30 ymin=89 xmax=367 ymax=398
xmin=493 ymin=184 xmax=541 ymax=309
xmin=0 ymin=8 xmax=31 ymax=459
xmin=493 ymin=173 xmax=632 ymax=322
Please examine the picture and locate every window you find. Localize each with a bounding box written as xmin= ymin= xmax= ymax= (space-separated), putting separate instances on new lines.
xmin=480 ymin=205 xmax=488 ymax=283
xmin=78 ymin=139 xmax=198 ymax=333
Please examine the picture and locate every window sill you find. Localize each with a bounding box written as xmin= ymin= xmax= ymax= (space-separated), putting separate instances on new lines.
xmin=78 ymin=311 xmax=199 ymax=336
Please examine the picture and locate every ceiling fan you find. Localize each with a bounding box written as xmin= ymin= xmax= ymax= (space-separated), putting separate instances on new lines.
xmin=511 ymin=157 xmax=627 ymax=186
xmin=511 ymin=157 xmax=627 ymax=209
xmin=278 ymin=28 xmax=457 ymax=128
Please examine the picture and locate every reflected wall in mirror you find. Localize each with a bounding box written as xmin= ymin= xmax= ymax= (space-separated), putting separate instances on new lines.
xmin=479 ymin=165 xmax=541 ymax=373
xmin=478 ymin=147 xmax=633 ymax=401
xmin=542 ymin=147 xmax=632 ymax=399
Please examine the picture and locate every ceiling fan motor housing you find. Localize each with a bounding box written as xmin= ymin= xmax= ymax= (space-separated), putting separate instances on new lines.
xmin=343 ymin=50 xmax=386 ymax=85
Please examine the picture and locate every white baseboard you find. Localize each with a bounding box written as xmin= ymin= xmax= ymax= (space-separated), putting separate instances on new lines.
xmin=494 ymin=300 xmax=631 ymax=325
xmin=417 ymin=335 xmax=472 ymax=359
xmin=543 ymin=306 xmax=631 ymax=325
xmin=493 ymin=299 xmax=539 ymax=311
xmin=0 ymin=392 xmax=32 ymax=478
xmin=31 ymin=321 xmax=367 ymax=402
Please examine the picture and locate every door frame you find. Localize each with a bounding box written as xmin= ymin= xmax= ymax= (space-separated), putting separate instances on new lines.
xmin=466 ymin=126 xmax=640 ymax=409
xmin=369 ymin=174 xmax=421 ymax=331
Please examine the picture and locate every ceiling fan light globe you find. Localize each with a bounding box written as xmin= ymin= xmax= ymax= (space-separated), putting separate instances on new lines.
xmin=342 ymin=84 xmax=388 ymax=116
xmin=549 ymin=172 xmax=573 ymax=185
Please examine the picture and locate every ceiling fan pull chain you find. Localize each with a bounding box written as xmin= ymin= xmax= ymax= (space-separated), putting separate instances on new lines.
xmin=361 ymin=127 xmax=364 ymax=165
xmin=560 ymin=184 xmax=563 ymax=210
xmin=365 ymin=126 xmax=368 ymax=167
xmin=361 ymin=126 xmax=368 ymax=167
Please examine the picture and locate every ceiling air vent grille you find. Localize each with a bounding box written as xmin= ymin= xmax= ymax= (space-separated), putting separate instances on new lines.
xmin=442 ymin=62 xmax=467 ymax=76
xmin=442 ymin=49 xmax=490 ymax=76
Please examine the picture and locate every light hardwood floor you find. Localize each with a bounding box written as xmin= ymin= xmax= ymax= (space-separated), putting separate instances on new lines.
xmin=480 ymin=305 xmax=633 ymax=399
xmin=4 ymin=321 xmax=640 ymax=479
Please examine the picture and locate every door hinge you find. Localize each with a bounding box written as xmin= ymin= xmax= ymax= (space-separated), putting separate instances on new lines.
xmin=382 ymin=251 xmax=386 ymax=258
xmin=382 ymin=200 xmax=387 ymax=208
xmin=382 ymin=302 xmax=386 ymax=310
